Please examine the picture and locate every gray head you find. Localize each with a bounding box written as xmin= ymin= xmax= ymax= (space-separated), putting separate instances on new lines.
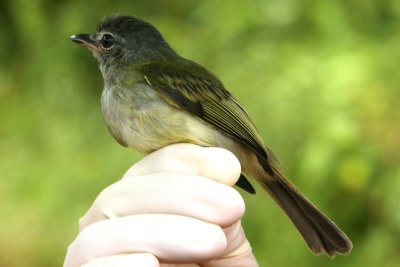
xmin=70 ymin=15 xmax=178 ymax=67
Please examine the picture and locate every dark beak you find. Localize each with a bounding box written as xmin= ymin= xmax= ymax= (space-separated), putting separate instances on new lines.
xmin=70 ymin=34 xmax=101 ymax=53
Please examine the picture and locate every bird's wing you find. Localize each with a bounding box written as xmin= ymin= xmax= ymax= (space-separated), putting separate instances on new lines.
xmin=137 ymin=60 xmax=273 ymax=175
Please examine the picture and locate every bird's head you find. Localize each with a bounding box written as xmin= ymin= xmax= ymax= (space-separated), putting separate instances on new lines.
xmin=70 ymin=15 xmax=177 ymax=67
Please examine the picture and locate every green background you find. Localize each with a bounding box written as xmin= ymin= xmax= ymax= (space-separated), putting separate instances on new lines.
xmin=1 ymin=0 xmax=399 ymax=266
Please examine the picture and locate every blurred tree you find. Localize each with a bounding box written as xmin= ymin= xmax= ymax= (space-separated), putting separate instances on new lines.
xmin=0 ymin=0 xmax=399 ymax=266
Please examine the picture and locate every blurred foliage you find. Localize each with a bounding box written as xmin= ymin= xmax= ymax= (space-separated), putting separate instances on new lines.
xmin=0 ymin=0 xmax=399 ymax=266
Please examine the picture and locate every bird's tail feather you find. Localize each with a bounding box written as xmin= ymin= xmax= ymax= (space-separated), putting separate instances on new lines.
xmin=259 ymin=169 xmax=352 ymax=257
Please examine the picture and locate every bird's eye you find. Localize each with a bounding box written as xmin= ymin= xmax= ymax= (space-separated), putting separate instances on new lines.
xmin=101 ymin=33 xmax=115 ymax=50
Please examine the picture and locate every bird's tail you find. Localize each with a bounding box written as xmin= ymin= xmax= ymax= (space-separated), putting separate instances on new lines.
xmin=256 ymin=157 xmax=353 ymax=256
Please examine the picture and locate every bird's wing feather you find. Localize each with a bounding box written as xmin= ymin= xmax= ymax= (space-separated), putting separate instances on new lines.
xmin=138 ymin=60 xmax=272 ymax=173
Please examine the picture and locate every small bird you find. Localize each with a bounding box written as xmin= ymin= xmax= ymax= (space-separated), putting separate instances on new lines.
xmin=70 ymin=15 xmax=352 ymax=257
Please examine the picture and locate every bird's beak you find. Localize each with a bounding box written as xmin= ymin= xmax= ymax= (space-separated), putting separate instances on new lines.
xmin=70 ymin=34 xmax=101 ymax=53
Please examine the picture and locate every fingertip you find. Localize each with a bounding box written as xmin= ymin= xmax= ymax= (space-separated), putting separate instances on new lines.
xmin=185 ymin=223 xmax=227 ymax=261
xmin=199 ymin=146 xmax=241 ymax=186
xmin=216 ymin=189 xmax=245 ymax=226
xmin=204 ymin=225 xmax=228 ymax=259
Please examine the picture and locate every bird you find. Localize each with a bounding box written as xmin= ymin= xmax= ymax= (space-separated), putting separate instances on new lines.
xmin=70 ymin=15 xmax=352 ymax=257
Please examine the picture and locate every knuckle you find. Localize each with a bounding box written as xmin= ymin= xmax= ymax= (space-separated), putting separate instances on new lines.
xmin=219 ymin=188 xmax=245 ymax=224
xmin=220 ymin=149 xmax=242 ymax=182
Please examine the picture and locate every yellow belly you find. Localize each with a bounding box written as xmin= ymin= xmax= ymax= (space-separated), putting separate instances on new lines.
xmin=101 ymin=83 xmax=217 ymax=153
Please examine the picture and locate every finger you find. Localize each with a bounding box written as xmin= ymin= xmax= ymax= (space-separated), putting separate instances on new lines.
xmin=80 ymin=172 xmax=244 ymax=230
xmin=160 ymin=264 xmax=200 ymax=267
xmin=125 ymin=143 xmax=241 ymax=186
xmin=203 ymin=250 xmax=258 ymax=267
xmin=82 ymin=253 xmax=159 ymax=267
xmin=66 ymin=214 xmax=227 ymax=267
xmin=203 ymin=222 xmax=258 ymax=267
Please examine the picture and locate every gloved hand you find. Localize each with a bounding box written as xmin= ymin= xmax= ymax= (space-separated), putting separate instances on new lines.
xmin=63 ymin=144 xmax=259 ymax=267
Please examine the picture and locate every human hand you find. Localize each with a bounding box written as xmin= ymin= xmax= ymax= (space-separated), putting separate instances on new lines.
xmin=63 ymin=144 xmax=258 ymax=267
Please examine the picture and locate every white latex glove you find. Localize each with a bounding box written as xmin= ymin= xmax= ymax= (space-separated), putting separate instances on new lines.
xmin=64 ymin=144 xmax=259 ymax=267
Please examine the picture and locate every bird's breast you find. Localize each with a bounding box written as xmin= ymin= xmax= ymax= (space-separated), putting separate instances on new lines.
xmin=100 ymin=83 xmax=217 ymax=153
